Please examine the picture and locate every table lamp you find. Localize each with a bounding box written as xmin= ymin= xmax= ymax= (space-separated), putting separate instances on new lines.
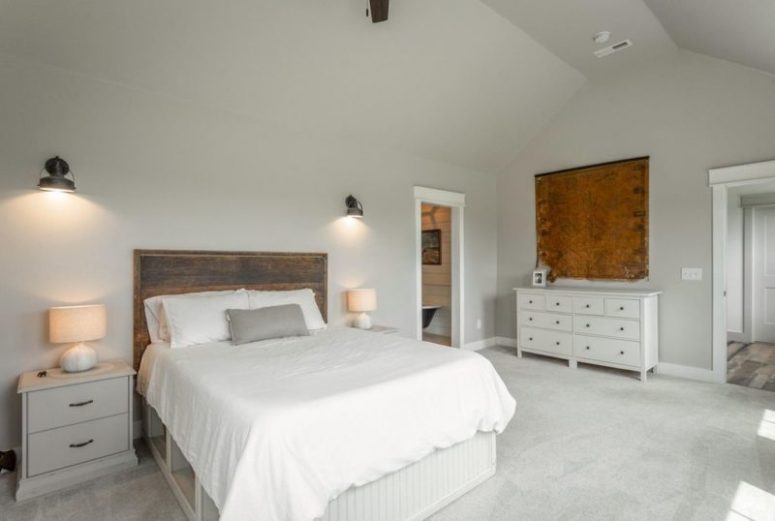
xmin=49 ymin=304 xmax=106 ymax=373
xmin=347 ymin=288 xmax=377 ymax=329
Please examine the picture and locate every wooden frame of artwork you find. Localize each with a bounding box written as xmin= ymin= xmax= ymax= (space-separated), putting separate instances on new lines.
xmin=535 ymin=157 xmax=649 ymax=282
xmin=422 ymin=229 xmax=442 ymax=265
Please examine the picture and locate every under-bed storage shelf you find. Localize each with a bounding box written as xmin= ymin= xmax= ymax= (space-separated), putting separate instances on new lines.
xmin=143 ymin=399 xmax=496 ymax=521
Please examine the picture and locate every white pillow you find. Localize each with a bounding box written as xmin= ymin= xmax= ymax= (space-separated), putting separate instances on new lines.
xmin=144 ymin=289 xmax=240 ymax=343
xmin=247 ymin=289 xmax=326 ymax=330
xmin=161 ymin=289 xmax=249 ymax=348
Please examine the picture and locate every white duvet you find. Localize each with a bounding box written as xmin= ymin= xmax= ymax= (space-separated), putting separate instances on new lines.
xmin=138 ymin=327 xmax=515 ymax=521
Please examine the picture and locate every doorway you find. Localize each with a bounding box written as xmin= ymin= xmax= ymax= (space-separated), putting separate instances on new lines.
xmin=414 ymin=186 xmax=464 ymax=348
xmin=725 ymin=185 xmax=775 ymax=390
xmin=710 ymin=159 xmax=775 ymax=387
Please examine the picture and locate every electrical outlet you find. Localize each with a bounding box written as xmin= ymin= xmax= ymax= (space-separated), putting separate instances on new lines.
xmin=681 ymin=267 xmax=703 ymax=281
xmin=476 ymin=318 xmax=482 ymax=330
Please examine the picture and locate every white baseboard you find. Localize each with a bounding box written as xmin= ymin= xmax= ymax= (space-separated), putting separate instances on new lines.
xmin=656 ymin=362 xmax=718 ymax=383
xmin=495 ymin=336 xmax=517 ymax=348
xmin=462 ymin=337 xmax=496 ymax=351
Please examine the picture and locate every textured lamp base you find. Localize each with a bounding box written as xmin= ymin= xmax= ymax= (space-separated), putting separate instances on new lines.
xmin=353 ymin=312 xmax=373 ymax=329
xmin=60 ymin=343 xmax=98 ymax=373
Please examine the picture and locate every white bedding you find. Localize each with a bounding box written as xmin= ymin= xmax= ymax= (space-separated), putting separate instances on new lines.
xmin=138 ymin=327 xmax=516 ymax=521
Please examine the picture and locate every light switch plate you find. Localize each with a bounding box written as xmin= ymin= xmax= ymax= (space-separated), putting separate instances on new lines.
xmin=681 ymin=267 xmax=703 ymax=281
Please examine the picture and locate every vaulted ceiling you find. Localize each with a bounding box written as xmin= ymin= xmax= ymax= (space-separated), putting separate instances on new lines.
xmin=0 ymin=0 xmax=585 ymax=173
xmin=0 ymin=1 xmax=770 ymax=174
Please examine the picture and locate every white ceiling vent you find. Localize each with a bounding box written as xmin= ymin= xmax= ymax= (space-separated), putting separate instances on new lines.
xmin=594 ymin=39 xmax=633 ymax=58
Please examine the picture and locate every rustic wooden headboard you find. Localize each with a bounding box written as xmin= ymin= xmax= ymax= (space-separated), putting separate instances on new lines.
xmin=133 ymin=249 xmax=328 ymax=369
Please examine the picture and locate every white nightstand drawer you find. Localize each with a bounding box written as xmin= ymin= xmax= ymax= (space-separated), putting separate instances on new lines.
xmin=28 ymin=378 xmax=128 ymax=433
xmin=574 ymin=335 xmax=640 ymax=367
xmin=574 ymin=316 xmax=640 ymax=341
xmin=519 ymin=311 xmax=572 ymax=332
xmin=518 ymin=294 xmax=545 ymax=310
xmin=27 ymin=413 xmax=129 ymax=477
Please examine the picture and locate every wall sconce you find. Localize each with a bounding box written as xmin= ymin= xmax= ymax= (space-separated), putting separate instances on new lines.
xmin=38 ymin=156 xmax=76 ymax=193
xmin=345 ymin=195 xmax=363 ymax=218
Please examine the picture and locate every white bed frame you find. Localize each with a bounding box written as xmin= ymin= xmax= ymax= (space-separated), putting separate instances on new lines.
xmin=143 ymin=399 xmax=496 ymax=521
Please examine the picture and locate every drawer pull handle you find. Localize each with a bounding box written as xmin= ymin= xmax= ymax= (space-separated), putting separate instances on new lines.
xmin=555 ymin=302 xmax=560 ymax=306
xmin=528 ymin=300 xmax=533 ymax=304
xmin=555 ymin=341 xmax=560 ymax=345
xmin=555 ymin=320 xmax=560 ymax=325
xmin=585 ymin=304 xmax=590 ymax=308
xmin=528 ymin=317 xmax=533 ymax=321
xmin=585 ymin=346 xmax=590 ymax=350
xmin=620 ymin=350 xmax=625 ymax=355
xmin=528 ymin=337 xmax=533 ymax=341
xmin=619 ymin=327 xmax=625 ymax=331
xmin=69 ymin=400 xmax=94 ymax=407
xmin=619 ymin=306 xmax=625 ymax=311
xmin=69 ymin=439 xmax=94 ymax=448
xmin=585 ymin=324 xmax=590 ymax=328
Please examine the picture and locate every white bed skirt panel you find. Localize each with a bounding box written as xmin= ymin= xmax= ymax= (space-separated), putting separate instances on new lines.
xmin=144 ymin=400 xmax=496 ymax=521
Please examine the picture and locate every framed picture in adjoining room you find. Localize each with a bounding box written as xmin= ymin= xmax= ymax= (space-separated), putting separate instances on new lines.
xmin=422 ymin=229 xmax=442 ymax=265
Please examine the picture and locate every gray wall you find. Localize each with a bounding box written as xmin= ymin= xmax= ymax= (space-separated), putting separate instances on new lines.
xmin=496 ymin=50 xmax=775 ymax=370
xmin=0 ymin=54 xmax=498 ymax=449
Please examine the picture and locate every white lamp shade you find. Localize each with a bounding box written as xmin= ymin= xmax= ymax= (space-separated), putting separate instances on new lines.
xmin=347 ymin=288 xmax=377 ymax=312
xmin=49 ymin=304 xmax=107 ymax=344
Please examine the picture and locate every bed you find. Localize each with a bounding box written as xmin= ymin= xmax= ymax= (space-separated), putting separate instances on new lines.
xmin=133 ymin=250 xmax=516 ymax=521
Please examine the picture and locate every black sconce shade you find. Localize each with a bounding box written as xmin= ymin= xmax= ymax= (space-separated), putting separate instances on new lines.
xmin=38 ymin=156 xmax=76 ymax=192
xmin=345 ymin=195 xmax=363 ymax=218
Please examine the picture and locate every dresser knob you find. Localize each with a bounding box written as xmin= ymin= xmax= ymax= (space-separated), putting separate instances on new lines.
xmin=555 ymin=320 xmax=560 ymax=324
xmin=555 ymin=302 xmax=560 ymax=306
xmin=585 ymin=304 xmax=590 ymax=308
xmin=555 ymin=341 xmax=560 ymax=345
xmin=585 ymin=324 xmax=590 ymax=328
xmin=619 ymin=327 xmax=625 ymax=331
xmin=620 ymin=350 xmax=625 ymax=355
xmin=585 ymin=346 xmax=590 ymax=350
xmin=69 ymin=439 xmax=94 ymax=449
xmin=619 ymin=306 xmax=625 ymax=311
xmin=528 ymin=300 xmax=533 ymax=304
xmin=528 ymin=317 xmax=533 ymax=321
xmin=529 ymin=337 xmax=533 ymax=341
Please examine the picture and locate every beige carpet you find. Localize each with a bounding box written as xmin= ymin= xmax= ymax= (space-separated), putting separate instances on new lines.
xmin=3 ymin=345 xmax=775 ymax=520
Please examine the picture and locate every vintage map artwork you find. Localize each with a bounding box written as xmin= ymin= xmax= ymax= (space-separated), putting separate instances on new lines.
xmin=535 ymin=157 xmax=649 ymax=282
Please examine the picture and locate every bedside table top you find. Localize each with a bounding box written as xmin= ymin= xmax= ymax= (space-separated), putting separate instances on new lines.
xmin=366 ymin=325 xmax=400 ymax=335
xmin=18 ymin=359 xmax=135 ymax=394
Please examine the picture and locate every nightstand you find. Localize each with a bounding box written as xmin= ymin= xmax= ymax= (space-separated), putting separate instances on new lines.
xmin=16 ymin=359 xmax=138 ymax=500
xmin=366 ymin=325 xmax=400 ymax=335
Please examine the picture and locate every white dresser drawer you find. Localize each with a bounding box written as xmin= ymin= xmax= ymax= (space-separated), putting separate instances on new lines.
xmin=574 ymin=335 xmax=640 ymax=367
xmin=572 ymin=296 xmax=605 ymax=315
xmin=28 ymin=378 xmax=128 ymax=433
xmin=27 ymin=414 xmax=129 ymax=477
xmin=544 ymin=295 xmax=572 ymax=313
xmin=574 ymin=316 xmax=640 ymax=341
xmin=519 ymin=311 xmax=572 ymax=332
xmin=520 ymin=327 xmax=572 ymax=356
xmin=518 ymin=294 xmax=545 ymax=311
xmin=605 ymin=298 xmax=640 ymax=319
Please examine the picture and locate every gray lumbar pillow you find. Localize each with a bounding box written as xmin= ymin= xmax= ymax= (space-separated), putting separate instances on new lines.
xmin=226 ymin=304 xmax=310 ymax=345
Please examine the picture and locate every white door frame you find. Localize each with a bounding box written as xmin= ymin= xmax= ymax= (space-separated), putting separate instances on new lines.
xmin=709 ymin=159 xmax=775 ymax=383
xmin=414 ymin=186 xmax=465 ymax=347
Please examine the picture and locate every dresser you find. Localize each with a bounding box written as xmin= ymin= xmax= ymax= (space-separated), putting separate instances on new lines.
xmin=514 ymin=287 xmax=660 ymax=381
xmin=16 ymin=360 xmax=137 ymax=500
